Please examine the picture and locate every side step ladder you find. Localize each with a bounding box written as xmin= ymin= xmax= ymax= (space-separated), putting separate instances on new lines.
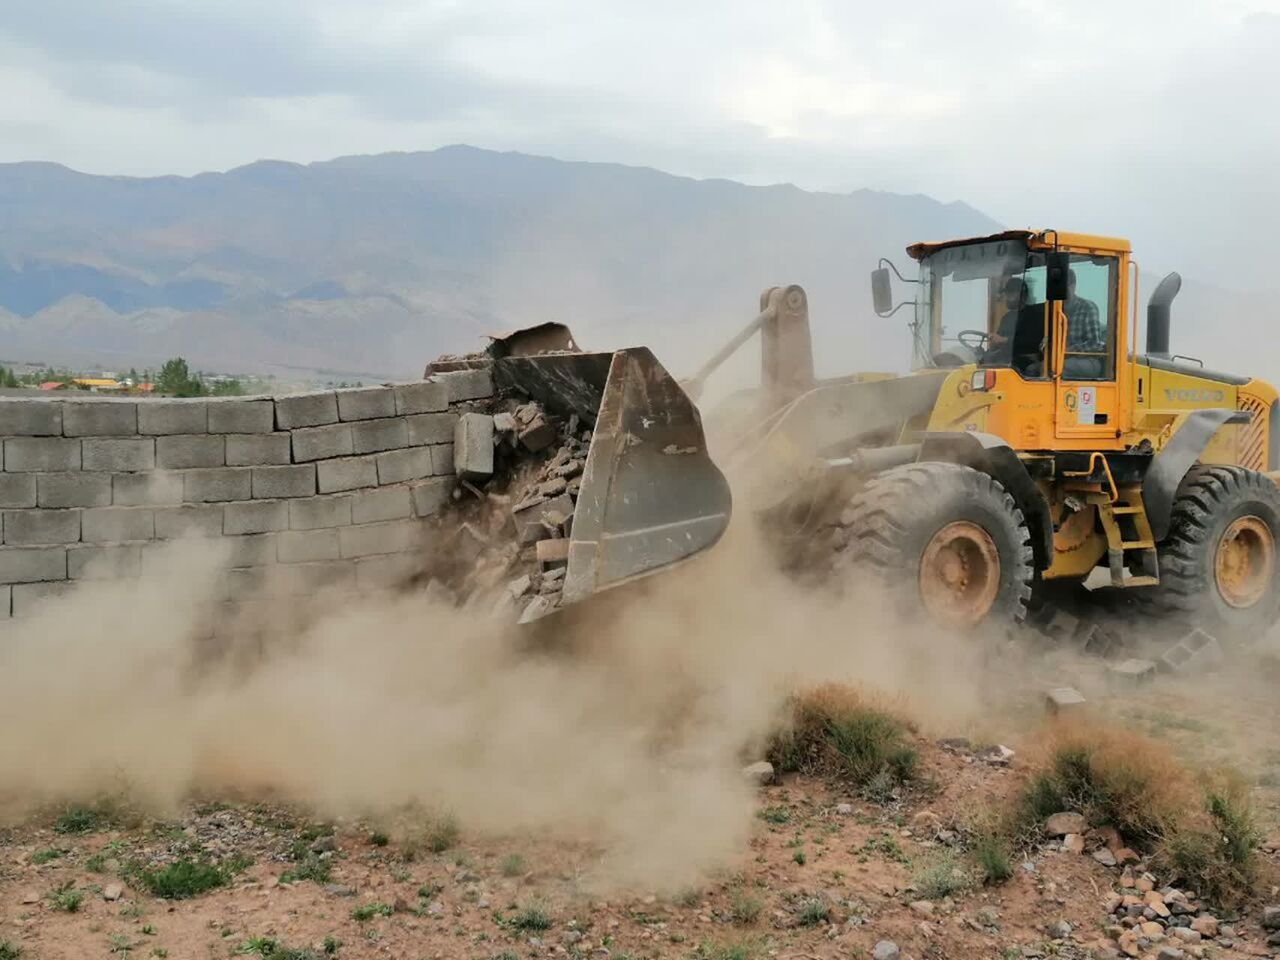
xmin=1095 ymin=487 xmax=1160 ymax=588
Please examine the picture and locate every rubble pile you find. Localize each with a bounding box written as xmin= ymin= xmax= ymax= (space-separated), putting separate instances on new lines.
xmin=426 ymin=395 xmax=592 ymax=623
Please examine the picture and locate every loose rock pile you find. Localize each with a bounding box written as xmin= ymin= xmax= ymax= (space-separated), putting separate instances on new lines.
xmin=428 ymin=397 xmax=590 ymax=622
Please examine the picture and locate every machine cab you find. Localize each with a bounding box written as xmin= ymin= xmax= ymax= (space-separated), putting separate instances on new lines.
xmin=904 ymin=230 xmax=1133 ymax=450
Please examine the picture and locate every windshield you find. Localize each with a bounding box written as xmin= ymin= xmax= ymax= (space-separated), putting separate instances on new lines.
xmin=914 ymin=240 xmax=1047 ymax=376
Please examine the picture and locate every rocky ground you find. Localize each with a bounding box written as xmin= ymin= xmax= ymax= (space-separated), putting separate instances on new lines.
xmin=1 ymin=716 xmax=1277 ymax=960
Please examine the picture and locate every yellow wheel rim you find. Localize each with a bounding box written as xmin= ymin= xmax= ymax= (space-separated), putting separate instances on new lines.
xmin=1215 ymin=515 xmax=1275 ymax=609
xmin=919 ymin=521 xmax=1001 ymax=627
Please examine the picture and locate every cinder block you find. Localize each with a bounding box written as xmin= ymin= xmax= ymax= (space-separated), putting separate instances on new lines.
xmin=207 ymin=398 xmax=275 ymax=434
xmin=0 ymin=399 xmax=62 ymax=437
xmin=275 ymin=391 xmax=338 ymax=429
xmin=5 ymin=437 xmax=81 ymax=472
xmin=454 ymin=413 xmax=494 ymax=478
xmin=0 ymin=545 xmax=67 ymax=582
xmin=1107 ymin=658 xmax=1158 ymax=686
xmin=226 ymin=433 xmax=291 ymax=466
xmin=277 ymin=528 xmax=341 ymax=564
xmin=336 ymin=386 xmax=395 ymax=421
xmin=223 ymin=499 xmax=290 ymax=535
xmin=410 ymin=478 xmax=453 ymax=517
xmin=351 ymin=418 xmax=409 ymax=455
xmin=376 ymin=447 xmax=434 ymax=485
xmin=252 ymin=464 xmax=316 ymax=499
xmin=338 ymin=519 xmax=425 ymax=558
xmin=156 ymin=435 xmax=225 ymax=469
xmin=224 ymin=533 xmax=277 ymax=568
xmin=406 ymin=413 xmax=456 ymax=446
xmin=394 ymin=380 xmax=448 ymax=415
xmin=3 ymin=509 xmax=80 ymax=545
xmin=289 ymin=494 xmax=352 ymax=530
xmin=62 ymin=400 xmax=137 ymax=437
xmin=291 ymin=423 xmax=353 ymax=462
xmin=437 ymin=368 xmax=494 ymax=403
xmin=351 ymin=486 xmax=413 ymax=525
xmin=184 ymin=467 xmax=252 ymax=503
xmin=12 ymin=580 xmax=75 ymax=616
xmin=0 ymin=475 xmax=37 ymax=509
xmin=113 ymin=472 xmax=184 ymax=506
xmin=81 ymin=507 xmax=155 ymax=543
xmin=154 ymin=504 xmax=224 ymax=539
xmin=37 ymin=473 xmax=111 ymax=508
xmin=355 ymin=552 xmax=420 ymax=590
xmin=137 ymin=400 xmax=208 ymax=435
xmin=82 ymin=438 xmax=153 ymax=472
xmin=1045 ymin=687 xmax=1088 ymax=715
xmin=317 ymin=456 xmax=379 ymax=494
xmin=431 ymin=444 xmax=454 ymax=476
xmin=68 ymin=543 xmax=142 ymax=580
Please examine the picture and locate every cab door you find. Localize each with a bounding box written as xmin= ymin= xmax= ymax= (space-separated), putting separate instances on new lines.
xmin=1053 ymin=253 xmax=1122 ymax=446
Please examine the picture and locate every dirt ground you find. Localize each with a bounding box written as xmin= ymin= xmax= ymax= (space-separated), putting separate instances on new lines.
xmin=3 ymin=657 xmax=1279 ymax=960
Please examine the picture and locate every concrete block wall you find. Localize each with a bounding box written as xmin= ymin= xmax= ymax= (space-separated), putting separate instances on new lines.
xmin=0 ymin=369 xmax=495 ymax=621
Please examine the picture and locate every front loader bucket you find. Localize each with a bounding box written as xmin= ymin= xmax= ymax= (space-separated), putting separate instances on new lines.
xmin=495 ymin=348 xmax=732 ymax=606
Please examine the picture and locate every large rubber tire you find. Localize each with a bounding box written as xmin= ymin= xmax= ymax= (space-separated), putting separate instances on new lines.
xmin=843 ymin=462 xmax=1035 ymax=628
xmin=1147 ymin=465 xmax=1280 ymax=637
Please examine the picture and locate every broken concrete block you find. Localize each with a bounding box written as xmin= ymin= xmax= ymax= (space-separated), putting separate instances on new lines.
xmin=1045 ymin=686 xmax=1087 ymax=715
xmin=1108 ymin=658 xmax=1157 ymax=686
xmin=493 ymin=412 xmax=517 ymax=433
xmin=512 ymin=494 xmax=574 ymax=544
xmin=453 ymin=412 xmax=495 ymax=479
xmin=536 ymin=538 xmax=570 ymax=565
xmin=1158 ymin=627 xmax=1223 ymax=674
xmin=518 ymin=415 xmax=557 ymax=453
xmin=741 ymin=761 xmax=774 ymax=786
xmin=518 ymin=594 xmax=557 ymax=624
xmin=538 ymin=476 xmax=568 ymax=497
xmin=1042 ymin=608 xmax=1080 ymax=640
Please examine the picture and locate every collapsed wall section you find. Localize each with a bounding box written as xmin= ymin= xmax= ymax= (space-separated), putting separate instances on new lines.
xmin=0 ymin=370 xmax=494 ymax=622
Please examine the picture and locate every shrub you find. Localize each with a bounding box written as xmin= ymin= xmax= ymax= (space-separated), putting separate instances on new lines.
xmin=729 ymin=890 xmax=763 ymax=925
xmin=133 ymin=859 xmax=234 ymax=900
xmin=768 ymin=684 xmax=918 ymax=793
xmin=795 ymin=897 xmax=829 ymax=926
xmin=912 ymin=852 xmax=971 ymax=900
xmin=350 ymin=902 xmax=393 ymax=922
xmin=280 ymin=855 xmax=332 ymax=885
xmin=509 ymin=901 xmax=552 ymax=931
xmin=0 ymin=941 xmax=19 ymax=960
xmin=500 ymin=853 xmax=525 ymax=877
xmin=49 ymin=882 xmax=84 ymax=913
xmin=972 ymin=831 xmax=1013 ymax=884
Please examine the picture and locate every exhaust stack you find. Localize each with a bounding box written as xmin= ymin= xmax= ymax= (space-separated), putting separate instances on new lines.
xmin=1146 ymin=271 xmax=1182 ymax=358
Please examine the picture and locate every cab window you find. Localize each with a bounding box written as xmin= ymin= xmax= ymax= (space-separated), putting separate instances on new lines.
xmin=1061 ymin=255 xmax=1117 ymax=381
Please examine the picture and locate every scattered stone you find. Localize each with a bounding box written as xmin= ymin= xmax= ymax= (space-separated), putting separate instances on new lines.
xmin=1263 ymin=905 xmax=1280 ymax=930
xmin=937 ymin=737 xmax=972 ymax=753
xmin=1108 ymin=658 xmax=1157 ymax=685
xmin=1047 ymin=919 xmax=1072 ymax=939
xmin=1155 ymin=948 xmax=1184 ymax=960
xmin=1093 ymin=847 xmax=1119 ymax=867
xmin=1044 ymin=812 xmax=1088 ymax=837
xmin=103 ymin=883 xmax=124 ymax=901
xmin=741 ymin=761 xmax=774 ymax=786
xmin=1045 ymin=686 xmax=1087 ymax=714
xmin=1190 ymin=916 xmax=1218 ymax=938
xmin=1170 ymin=928 xmax=1201 ymax=944
xmin=324 ymin=884 xmax=356 ymax=897
xmin=19 ymin=890 xmax=38 ymax=904
xmin=1063 ymin=833 xmax=1085 ymax=855
xmin=1140 ymin=921 xmax=1164 ymax=937
xmin=909 ymin=900 xmax=934 ymax=916
xmin=518 ymin=415 xmax=557 ymax=452
xmin=1158 ymin=627 xmax=1223 ymax=674
xmin=872 ymin=941 xmax=900 ymax=960
xmin=977 ymin=744 xmax=1016 ymax=765
xmin=1144 ymin=891 xmax=1171 ymax=918
xmin=310 ymin=835 xmax=337 ymax=854
xmin=835 ymin=803 xmax=854 ymax=816
xmin=1114 ymin=847 xmax=1140 ymax=865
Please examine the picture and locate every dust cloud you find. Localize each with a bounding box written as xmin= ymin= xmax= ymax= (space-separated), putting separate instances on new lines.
xmin=0 ymin=524 xmax=1006 ymax=890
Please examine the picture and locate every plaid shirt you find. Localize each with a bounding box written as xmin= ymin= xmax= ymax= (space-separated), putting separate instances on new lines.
xmin=1066 ymin=296 xmax=1103 ymax=350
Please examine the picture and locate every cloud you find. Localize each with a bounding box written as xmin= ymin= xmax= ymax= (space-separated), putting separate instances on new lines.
xmin=0 ymin=0 xmax=1278 ymax=282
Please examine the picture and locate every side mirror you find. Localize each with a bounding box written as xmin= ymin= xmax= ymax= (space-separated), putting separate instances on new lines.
xmin=871 ymin=267 xmax=893 ymax=315
xmin=1045 ymin=251 xmax=1070 ymax=302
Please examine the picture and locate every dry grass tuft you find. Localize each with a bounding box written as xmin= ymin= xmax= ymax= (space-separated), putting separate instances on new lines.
xmin=767 ymin=684 xmax=919 ymax=793
xmin=1011 ymin=719 xmax=1261 ymax=906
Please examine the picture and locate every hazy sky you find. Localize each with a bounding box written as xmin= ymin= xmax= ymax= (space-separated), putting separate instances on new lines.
xmin=2 ymin=0 xmax=1277 ymax=282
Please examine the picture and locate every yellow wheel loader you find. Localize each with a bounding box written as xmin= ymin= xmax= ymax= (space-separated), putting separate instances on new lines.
xmin=436 ymin=230 xmax=1280 ymax=637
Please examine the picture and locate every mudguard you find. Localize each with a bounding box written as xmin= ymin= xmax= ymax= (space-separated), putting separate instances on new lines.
xmin=920 ymin=431 xmax=1054 ymax=571
xmin=1145 ymin=408 xmax=1252 ymax=540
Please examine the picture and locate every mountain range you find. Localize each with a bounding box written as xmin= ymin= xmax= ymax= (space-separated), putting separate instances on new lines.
xmin=0 ymin=145 xmax=1265 ymax=383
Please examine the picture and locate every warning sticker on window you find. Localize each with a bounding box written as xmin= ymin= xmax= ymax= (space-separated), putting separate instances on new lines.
xmin=1078 ymin=386 xmax=1097 ymax=424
